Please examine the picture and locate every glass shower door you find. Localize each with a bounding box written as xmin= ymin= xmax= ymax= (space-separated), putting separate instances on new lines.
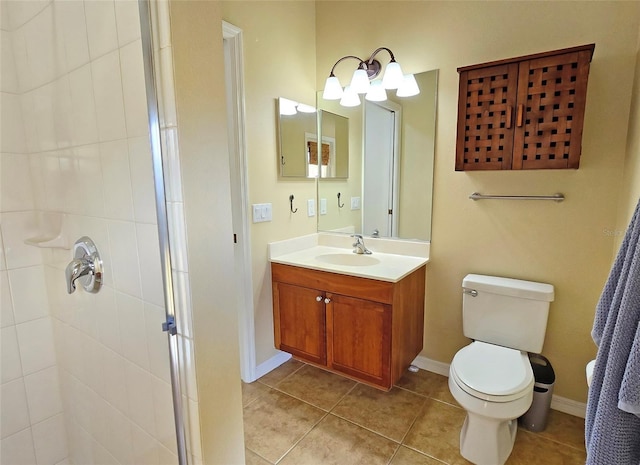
xmin=0 ymin=1 xmax=184 ymax=463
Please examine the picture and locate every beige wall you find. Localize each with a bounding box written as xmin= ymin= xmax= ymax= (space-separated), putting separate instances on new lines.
xmin=317 ymin=1 xmax=640 ymax=402
xmin=615 ymin=28 xmax=640 ymax=249
xmin=170 ymin=2 xmax=245 ymax=463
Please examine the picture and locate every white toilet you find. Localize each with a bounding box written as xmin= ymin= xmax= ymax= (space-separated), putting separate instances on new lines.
xmin=448 ymin=274 xmax=554 ymax=465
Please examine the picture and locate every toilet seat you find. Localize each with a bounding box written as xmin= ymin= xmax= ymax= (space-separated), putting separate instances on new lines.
xmin=451 ymin=341 xmax=533 ymax=403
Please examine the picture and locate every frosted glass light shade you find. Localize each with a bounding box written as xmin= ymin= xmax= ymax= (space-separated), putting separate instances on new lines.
xmin=365 ymin=80 xmax=387 ymax=102
xmin=350 ymin=68 xmax=371 ymax=94
xmin=396 ymin=74 xmax=420 ymax=97
xmin=382 ymin=61 xmax=404 ymax=89
xmin=340 ymin=85 xmax=360 ymax=107
xmin=323 ymin=76 xmax=343 ymax=100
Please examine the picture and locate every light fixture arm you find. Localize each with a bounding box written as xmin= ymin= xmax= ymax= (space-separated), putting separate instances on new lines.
xmin=328 ymin=55 xmax=366 ymax=77
xmin=367 ymin=47 xmax=396 ymax=65
xmin=327 ymin=47 xmax=397 ymax=80
xmin=364 ymin=47 xmax=397 ymax=79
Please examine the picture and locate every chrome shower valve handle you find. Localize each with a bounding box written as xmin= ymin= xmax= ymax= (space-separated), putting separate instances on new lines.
xmin=65 ymin=236 xmax=103 ymax=294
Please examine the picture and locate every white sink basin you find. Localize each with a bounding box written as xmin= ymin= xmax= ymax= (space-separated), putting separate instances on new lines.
xmin=315 ymin=253 xmax=380 ymax=267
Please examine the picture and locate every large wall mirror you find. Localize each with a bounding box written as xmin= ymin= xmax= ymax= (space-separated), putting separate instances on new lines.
xmin=316 ymin=69 xmax=438 ymax=241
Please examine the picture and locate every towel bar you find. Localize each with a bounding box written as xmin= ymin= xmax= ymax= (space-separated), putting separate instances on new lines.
xmin=469 ymin=192 xmax=564 ymax=202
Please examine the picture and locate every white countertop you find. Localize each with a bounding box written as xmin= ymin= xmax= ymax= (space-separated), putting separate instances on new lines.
xmin=269 ymin=234 xmax=429 ymax=283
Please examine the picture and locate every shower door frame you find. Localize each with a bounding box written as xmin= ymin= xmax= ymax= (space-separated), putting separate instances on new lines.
xmin=137 ymin=1 xmax=188 ymax=464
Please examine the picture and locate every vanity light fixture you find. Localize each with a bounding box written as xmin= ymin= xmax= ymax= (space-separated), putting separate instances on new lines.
xmin=322 ymin=47 xmax=419 ymax=106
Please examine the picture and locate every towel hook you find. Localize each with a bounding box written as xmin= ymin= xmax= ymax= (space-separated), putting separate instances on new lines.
xmin=337 ymin=192 xmax=345 ymax=209
xmin=289 ymin=194 xmax=298 ymax=213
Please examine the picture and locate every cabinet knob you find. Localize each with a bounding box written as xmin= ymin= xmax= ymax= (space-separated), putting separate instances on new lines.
xmin=324 ymin=298 xmax=331 ymax=304
xmin=316 ymin=296 xmax=323 ymax=302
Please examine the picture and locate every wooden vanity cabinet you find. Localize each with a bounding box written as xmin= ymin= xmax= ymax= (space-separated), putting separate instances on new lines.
xmin=271 ymin=263 xmax=426 ymax=390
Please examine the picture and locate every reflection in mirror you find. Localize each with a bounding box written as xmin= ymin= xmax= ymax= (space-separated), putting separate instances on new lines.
xmin=278 ymin=97 xmax=317 ymax=178
xmin=314 ymin=98 xmax=364 ymax=233
xmin=317 ymin=69 xmax=438 ymax=241
xmin=317 ymin=111 xmax=349 ymax=178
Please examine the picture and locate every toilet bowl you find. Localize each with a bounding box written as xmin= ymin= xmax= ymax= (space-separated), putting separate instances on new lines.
xmin=448 ymin=274 xmax=554 ymax=465
xmin=449 ymin=341 xmax=534 ymax=465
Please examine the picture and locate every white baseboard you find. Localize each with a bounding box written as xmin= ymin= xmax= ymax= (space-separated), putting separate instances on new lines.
xmin=411 ymin=355 xmax=450 ymax=376
xmin=550 ymin=395 xmax=586 ymax=418
xmin=254 ymin=351 xmax=292 ymax=380
xmin=411 ymin=355 xmax=587 ymax=418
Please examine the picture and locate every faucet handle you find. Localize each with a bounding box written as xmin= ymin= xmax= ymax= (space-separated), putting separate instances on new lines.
xmin=65 ymin=258 xmax=90 ymax=294
xmin=66 ymin=237 xmax=103 ymax=294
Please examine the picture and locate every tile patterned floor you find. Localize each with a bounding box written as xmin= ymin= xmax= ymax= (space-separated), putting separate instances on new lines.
xmin=242 ymin=360 xmax=587 ymax=465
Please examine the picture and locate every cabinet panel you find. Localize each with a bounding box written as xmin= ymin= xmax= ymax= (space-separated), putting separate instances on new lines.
xmin=513 ymin=50 xmax=592 ymax=169
xmin=272 ymin=263 xmax=394 ymax=304
xmin=274 ymin=282 xmax=326 ymax=365
xmin=456 ymin=63 xmax=518 ymax=171
xmin=327 ymin=293 xmax=391 ymax=387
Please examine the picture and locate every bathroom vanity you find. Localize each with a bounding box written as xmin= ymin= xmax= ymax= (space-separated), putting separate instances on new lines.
xmin=269 ymin=234 xmax=428 ymax=390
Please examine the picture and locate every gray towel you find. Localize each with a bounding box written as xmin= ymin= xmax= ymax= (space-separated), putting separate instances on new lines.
xmin=586 ymin=197 xmax=640 ymax=465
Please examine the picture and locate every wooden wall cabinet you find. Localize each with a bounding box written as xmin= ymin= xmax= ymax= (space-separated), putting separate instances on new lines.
xmin=455 ymin=44 xmax=595 ymax=171
xmin=271 ymin=263 xmax=426 ymax=390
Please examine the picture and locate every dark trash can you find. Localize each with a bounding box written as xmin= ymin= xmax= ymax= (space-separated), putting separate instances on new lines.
xmin=519 ymin=354 xmax=555 ymax=432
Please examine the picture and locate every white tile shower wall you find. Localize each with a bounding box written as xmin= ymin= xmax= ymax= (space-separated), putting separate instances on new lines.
xmin=0 ymin=1 xmax=179 ymax=464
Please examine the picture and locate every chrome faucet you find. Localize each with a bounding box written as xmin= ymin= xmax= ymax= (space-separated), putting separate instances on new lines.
xmin=351 ymin=234 xmax=372 ymax=255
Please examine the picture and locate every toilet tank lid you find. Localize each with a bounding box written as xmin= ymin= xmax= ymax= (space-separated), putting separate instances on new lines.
xmin=463 ymin=274 xmax=554 ymax=302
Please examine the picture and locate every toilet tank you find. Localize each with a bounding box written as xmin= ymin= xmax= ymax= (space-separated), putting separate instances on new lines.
xmin=462 ymin=274 xmax=554 ymax=353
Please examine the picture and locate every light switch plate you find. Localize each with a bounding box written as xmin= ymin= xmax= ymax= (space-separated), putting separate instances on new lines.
xmin=252 ymin=203 xmax=272 ymax=223
xmin=320 ymin=198 xmax=327 ymax=215
xmin=307 ymin=199 xmax=315 ymax=217
xmin=351 ymin=196 xmax=361 ymax=210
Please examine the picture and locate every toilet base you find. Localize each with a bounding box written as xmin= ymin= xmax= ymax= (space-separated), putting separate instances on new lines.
xmin=459 ymin=412 xmax=518 ymax=465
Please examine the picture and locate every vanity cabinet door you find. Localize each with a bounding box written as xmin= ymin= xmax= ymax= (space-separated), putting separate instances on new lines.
xmin=273 ymin=282 xmax=326 ymax=366
xmin=326 ymin=293 xmax=392 ymax=388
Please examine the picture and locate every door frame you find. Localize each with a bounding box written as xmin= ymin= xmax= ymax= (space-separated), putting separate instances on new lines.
xmin=364 ymin=100 xmax=402 ymax=237
xmin=223 ymin=21 xmax=257 ymax=382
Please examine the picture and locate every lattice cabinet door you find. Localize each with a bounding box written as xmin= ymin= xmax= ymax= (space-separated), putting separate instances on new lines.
xmin=455 ymin=63 xmax=519 ymax=171
xmin=455 ymin=44 xmax=594 ymax=171
xmin=513 ymin=50 xmax=592 ymax=169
